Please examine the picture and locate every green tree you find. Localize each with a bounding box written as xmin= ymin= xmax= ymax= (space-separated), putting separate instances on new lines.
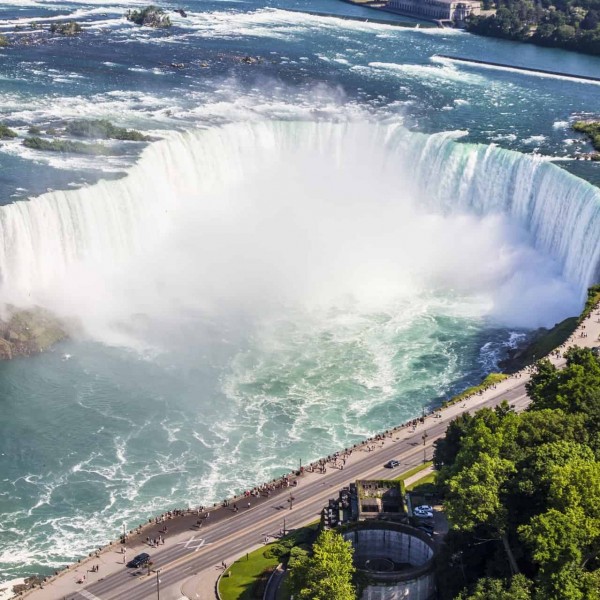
xmin=291 ymin=530 xmax=356 ymax=600
xmin=446 ymin=453 xmax=520 ymax=574
xmin=518 ymin=456 xmax=600 ymax=599
xmin=457 ymin=574 xmax=533 ymax=599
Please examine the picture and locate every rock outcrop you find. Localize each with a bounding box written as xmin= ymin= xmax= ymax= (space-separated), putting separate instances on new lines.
xmin=0 ymin=306 xmax=67 ymax=359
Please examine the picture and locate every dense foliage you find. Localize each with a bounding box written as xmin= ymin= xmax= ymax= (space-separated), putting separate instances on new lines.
xmin=435 ymin=347 xmax=600 ymax=599
xmin=288 ymin=529 xmax=356 ymax=600
xmin=467 ymin=0 xmax=600 ymax=55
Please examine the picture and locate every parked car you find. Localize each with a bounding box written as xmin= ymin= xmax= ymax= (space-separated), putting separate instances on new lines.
xmin=413 ymin=508 xmax=434 ymax=519
xmin=127 ymin=552 xmax=150 ymax=568
xmin=415 ymin=504 xmax=433 ymax=512
xmin=384 ymin=460 xmax=400 ymax=469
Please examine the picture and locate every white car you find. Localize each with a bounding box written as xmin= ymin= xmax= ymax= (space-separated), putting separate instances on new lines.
xmin=413 ymin=508 xmax=434 ymax=519
xmin=415 ymin=504 xmax=433 ymax=512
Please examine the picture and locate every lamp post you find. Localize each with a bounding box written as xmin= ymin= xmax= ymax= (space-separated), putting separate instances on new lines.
xmin=283 ymin=517 xmax=286 ymax=536
xmin=155 ymin=568 xmax=161 ymax=600
xmin=422 ymin=431 xmax=428 ymax=463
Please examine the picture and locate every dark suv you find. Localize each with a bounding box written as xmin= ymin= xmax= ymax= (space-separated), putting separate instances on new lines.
xmin=384 ymin=460 xmax=400 ymax=469
xmin=127 ymin=552 xmax=150 ymax=568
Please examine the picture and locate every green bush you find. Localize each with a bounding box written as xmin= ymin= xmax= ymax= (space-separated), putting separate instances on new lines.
xmin=0 ymin=124 xmax=18 ymax=139
xmin=0 ymin=34 xmax=10 ymax=47
xmin=262 ymin=543 xmax=289 ymax=560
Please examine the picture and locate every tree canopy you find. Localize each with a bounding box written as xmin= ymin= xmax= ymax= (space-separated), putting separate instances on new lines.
xmin=467 ymin=0 xmax=600 ymax=55
xmin=436 ymin=348 xmax=600 ymax=599
xmin=289 ymin=529 xmax=356 ymax=600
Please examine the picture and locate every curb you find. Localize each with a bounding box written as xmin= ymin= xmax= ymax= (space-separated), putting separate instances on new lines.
xmin=263 ymin=563 xmax=284 ymax=600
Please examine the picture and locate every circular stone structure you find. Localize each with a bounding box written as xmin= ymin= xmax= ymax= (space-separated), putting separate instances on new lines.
xmin=342 ymin=522 xmax=436 ymax=600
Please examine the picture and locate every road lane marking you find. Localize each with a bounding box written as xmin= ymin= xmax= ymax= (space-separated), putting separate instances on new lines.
xmin=177 ymin=536 xmax=210 ymax=551
xmin=79 ymin=590 xmax=103 ymax=600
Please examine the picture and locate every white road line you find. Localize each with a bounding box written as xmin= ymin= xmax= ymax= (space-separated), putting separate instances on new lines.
xmin=79 ymin=590 xmax=103 ymax=600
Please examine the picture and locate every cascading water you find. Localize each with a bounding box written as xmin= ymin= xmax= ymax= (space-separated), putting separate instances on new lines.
xmin=0 ymin=121 xmax=598 ymax=315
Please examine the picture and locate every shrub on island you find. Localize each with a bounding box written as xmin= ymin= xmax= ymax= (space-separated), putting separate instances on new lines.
xmin=126 ymin=6 xmax=172 ymax=28
xmin=573 ymin=120 xmax=600 ymax=152
xmin=23 ymin=136 xmax=115 ymax=155
xmin=0 ymin=34 xmax=10 ymax=47
xmin=0 ymin=124 xmax=18 ymax=139
xmin=49 ymin=21 xmax=83 ymax=36
xmin=65 ymin=119 xmax=150 ymax=141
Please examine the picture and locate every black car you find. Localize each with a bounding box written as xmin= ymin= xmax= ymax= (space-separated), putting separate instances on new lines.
xmin=384 ymin=460 xmax=400 ymax=469
xmin=127 ymin=552 xmax=150 ymax=568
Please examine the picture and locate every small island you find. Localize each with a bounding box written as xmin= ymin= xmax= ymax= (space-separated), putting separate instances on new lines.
xmin=0 ymin=123 xmax=17 ymax=139
xmin=573 ymin=120 xmax=600 ymax=159
xmin=126 ymin=5 xmax=172 ymax=28
xmin=20 ymin=119 xmax=150 ymax=155
xmin=49 ymin=21 xmax=82 ymax=36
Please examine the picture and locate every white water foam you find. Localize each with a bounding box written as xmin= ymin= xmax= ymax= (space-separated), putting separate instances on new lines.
xmin=0 ymin=120 xmax=591 ymax=344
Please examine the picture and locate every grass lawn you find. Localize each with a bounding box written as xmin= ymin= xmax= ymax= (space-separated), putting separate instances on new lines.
xmin=442 ymin=372 xmax=508 ymax=408
xmin=395 ymin=461 xmax=433 ymax=483
xmin=219 ymin=523 xmax=318 ymax=600
xmin=219 ymin=547 xmax=277 ymax=600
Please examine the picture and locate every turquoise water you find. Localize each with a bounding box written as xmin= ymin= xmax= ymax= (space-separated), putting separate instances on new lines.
xmin=0 ymin=0 xmax=599 ymax=581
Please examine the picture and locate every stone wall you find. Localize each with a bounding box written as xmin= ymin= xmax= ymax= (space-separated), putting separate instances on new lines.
xmin=342 ymin=524 xmax=436 ymax=600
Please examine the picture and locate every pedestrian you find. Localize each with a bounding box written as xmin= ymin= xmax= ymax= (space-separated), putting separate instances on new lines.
xmin=247 ymin=501 xmax=251 ymax=509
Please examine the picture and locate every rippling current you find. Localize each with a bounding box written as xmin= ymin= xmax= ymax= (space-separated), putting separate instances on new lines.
xmin=0 ymin=0 xmax=599 ymax=582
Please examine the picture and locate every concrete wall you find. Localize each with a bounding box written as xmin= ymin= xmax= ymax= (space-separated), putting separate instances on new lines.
xmin=362 ymin=578 xmax=436 ymax=600
xmin=342 ymin=526 xmax=436 ymax=600
xmin=344 ymin=528 xmax=433 ymax=569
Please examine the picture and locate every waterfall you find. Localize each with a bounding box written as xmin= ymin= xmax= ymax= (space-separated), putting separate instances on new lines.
xmin=0 ymin=121 xmax=598 ymax=306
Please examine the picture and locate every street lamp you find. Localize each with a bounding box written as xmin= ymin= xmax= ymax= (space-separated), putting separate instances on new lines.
xmin=422 ymin=431 xmax=429 ymax=463
xmin=155 ymin=568 xmax=161 ymax=600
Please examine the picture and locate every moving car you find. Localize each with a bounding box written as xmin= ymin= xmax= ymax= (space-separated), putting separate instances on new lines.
xmin=127 ymin=552 xmax=150 ymax=568
xmin=384 ymin=460 xmax=400 ymax=469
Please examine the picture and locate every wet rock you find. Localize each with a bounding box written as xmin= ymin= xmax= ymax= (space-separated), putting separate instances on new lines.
xmin=0 ymin=305 xmax=68 ymax=359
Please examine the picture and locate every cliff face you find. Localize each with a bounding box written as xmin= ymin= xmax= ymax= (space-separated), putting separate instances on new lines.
xmin=0 ymin=306 xmax=67 ymax=359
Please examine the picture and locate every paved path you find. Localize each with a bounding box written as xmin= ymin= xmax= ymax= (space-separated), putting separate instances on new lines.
xmin=23 ymin=306 xmax=600 ymax=600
